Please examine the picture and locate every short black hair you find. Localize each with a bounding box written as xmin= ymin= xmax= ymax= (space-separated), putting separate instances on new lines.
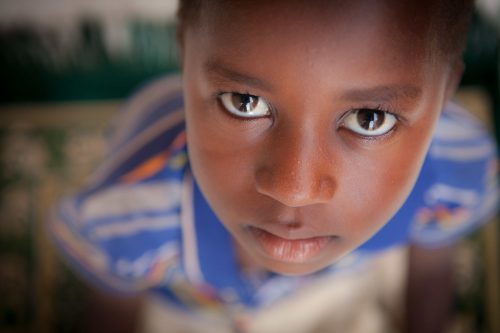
xmin=176 ymin=0 xmax=201 ymax=46
xmin=430 ymin=0 xmax=475 ymax=63
xmin=177 ymin=0 xmax=475 ymax=64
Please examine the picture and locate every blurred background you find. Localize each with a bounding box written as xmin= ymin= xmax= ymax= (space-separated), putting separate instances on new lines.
xmin=0 ymin=0 xmax=499 ymax=332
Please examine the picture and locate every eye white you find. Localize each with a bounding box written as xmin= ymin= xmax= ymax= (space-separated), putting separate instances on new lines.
xmin=343 ymin=109 xmax=397 ymax=136
xmin=219 ymin=92 xmax=271 ymax=118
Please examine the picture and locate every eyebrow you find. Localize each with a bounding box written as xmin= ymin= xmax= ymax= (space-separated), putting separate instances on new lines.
xmin=341 ymin=85 xmax=422 ymax=103
xmin=204 ymin=60 xmax=422 ymax=103
xmin=203 ymin=60 xmax=273 ymax=91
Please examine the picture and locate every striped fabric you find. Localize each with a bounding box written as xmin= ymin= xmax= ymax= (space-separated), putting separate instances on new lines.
xmin=49 ymin=75 xmax=499 ymax=313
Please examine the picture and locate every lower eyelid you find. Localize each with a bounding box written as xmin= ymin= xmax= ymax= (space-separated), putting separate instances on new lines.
xmin=220 ymin=92 xmax=273 ymax=118
xmin=216 ymin=99 xmax=270 ymax=125
xmin=351 ymin=124 xmax=399 ymax=143
xmin=338 ymin=115 xmax=399 ymax=142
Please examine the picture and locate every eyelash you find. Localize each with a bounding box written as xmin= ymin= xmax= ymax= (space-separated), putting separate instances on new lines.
xmin=214 ymin=91 xmax=404 ymax=140
xmin=215 ymin=90 xmax=275 ymax=120
xmin=339 ymin=105 xmax=403 ymax=141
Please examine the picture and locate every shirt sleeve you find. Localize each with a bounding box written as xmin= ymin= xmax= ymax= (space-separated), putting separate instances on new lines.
xmin=409 ymin=102 xmax=499 ymax=247
xmin=48 ymin=75 xmax=186 ymax=293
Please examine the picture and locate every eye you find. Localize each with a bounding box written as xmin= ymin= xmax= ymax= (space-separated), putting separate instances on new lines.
xmin=219 ymin=92 xmax=271 ymax=118
xmin=343 ymin=109 xmax=397 ymax=137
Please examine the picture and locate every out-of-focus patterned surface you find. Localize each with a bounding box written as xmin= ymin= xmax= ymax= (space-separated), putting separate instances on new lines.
xmin=0 ymin=11 xmax=181 ymax=332
xmin=453 ymin=90 xmax=500 ymax=333
xmin=0 ymin=103 xmax=116 ymax=333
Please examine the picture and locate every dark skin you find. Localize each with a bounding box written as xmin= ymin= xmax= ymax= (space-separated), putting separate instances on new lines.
xmin=182 ymin=0 xmax=459 ymax=275
xmin=406 ymin=245 xmax=455 ymax=333
xmin=84 ymin=289 xmax=143 ymax=333
xmin=86 ymin=1 xmax=465 ymax=332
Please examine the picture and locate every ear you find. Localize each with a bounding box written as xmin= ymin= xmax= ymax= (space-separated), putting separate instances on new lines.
xmin=444 ymin=59 xmax=464 ymax=101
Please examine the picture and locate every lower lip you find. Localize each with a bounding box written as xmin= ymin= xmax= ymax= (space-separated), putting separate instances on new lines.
xmin=248 ymin=227 xmax=333 ymax=263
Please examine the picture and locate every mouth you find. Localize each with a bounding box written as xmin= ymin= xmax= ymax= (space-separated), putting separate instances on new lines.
xmin=247 ymin=226 xmax=337 ymax=264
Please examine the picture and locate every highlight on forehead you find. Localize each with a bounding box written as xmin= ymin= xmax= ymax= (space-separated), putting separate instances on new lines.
xmin=177 ymin=0 xmax=475 ymax=63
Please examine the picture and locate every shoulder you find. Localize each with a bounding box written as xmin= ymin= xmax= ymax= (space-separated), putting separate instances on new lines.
xmin=430 ymin=102 xmax=495 ymax=164
xmin=426 ymin=102 xmax=496 ymax=196
xmin=106 ymin=75 xmax=184 ymax=155
xmin=49 ymin=74 xmax=188 ymax=293
xmin=88 ymin=74 xmax=186 ymax=193
xmin=410 ymin=102 xmax=498 ymax=246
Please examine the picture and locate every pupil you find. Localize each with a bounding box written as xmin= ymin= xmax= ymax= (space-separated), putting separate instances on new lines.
xmin=233 ymin=94 xmax=257 ymax=112
xmin=357 ymin=109 xmax=384 ymax=130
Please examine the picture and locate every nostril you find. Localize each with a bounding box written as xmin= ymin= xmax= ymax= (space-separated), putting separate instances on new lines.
xmin=319 ymin=177 xmax=335 ymax=199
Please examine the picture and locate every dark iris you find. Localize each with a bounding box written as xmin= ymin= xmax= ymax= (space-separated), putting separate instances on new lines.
xmin=357 ymin=109 xmax=385 ymax=131
xmin=232 ymin=93 xmax=258 ymax=112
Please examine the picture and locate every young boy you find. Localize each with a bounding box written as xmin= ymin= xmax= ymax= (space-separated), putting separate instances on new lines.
xmin=50 ymin=0 xmax=498 ymax=332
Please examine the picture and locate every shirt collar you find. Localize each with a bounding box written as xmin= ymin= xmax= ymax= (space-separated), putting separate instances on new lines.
xmin=181 ymin=171 xmax=257 ymax=307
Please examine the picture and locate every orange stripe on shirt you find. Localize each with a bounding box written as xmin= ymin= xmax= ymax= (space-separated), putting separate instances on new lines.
xmin=121 ymin=131 xmax=187 ymax=183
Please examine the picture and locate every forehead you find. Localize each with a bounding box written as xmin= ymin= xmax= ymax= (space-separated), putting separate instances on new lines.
xmin=189 ymin=0 xmax=439 ymax=83
xmin=199 ymin=0 xmax=434 ymax=32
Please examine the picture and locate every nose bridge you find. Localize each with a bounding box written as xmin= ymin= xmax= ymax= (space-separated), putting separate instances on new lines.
xmin=255 ymin=118 xmax=335 ymax=206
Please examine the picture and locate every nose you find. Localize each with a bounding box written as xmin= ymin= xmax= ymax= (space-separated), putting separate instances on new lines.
xmin=255 ymin=123 xmax=335 ymax=207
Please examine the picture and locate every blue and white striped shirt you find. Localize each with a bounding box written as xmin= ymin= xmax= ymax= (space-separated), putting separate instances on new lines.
xmin=50 ymin=75 xmax=499 ymax=313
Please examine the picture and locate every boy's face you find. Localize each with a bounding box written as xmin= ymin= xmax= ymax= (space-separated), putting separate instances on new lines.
xmin=182 ymin=0 xmax=458 ymax=275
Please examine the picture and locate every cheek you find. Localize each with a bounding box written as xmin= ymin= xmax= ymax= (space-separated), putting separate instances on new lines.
xmin=185 ymin=108 xmax=266 ymax=225
xmin=333 ymin=154 xmax=417 ymax=244
xmin=340 ymin=123 xmax=436 ymax=239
